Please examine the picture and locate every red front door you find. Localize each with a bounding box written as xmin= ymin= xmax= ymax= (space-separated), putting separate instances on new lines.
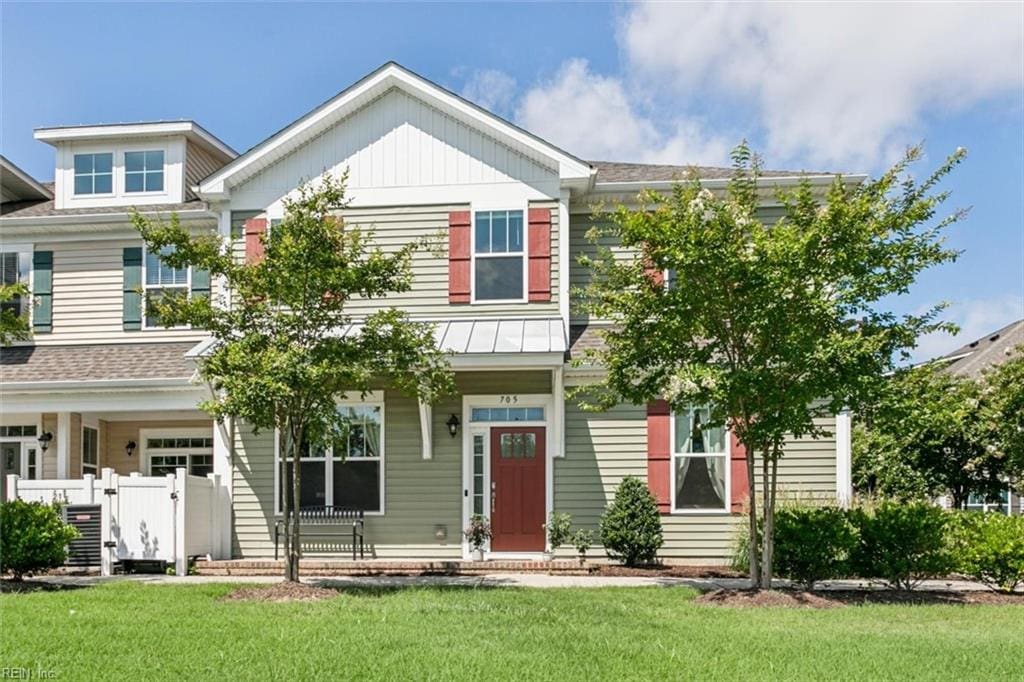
xmin=490 ymin=427 xmax=546 ymax=552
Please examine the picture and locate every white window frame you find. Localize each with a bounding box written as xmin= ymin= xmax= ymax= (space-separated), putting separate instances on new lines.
xmin=72 ymin=151 xmax=115 ymax=196
xmin=670 ymin=405 xmax=731 ymax=515
xmin=470 ymin=206 xmax=528 ymax=304
xmin=142 ymin=246 xmax=191 ymax=330
xmin=139 ymin=428 xmax=214 ymax=477
xmin=0 ymin=243 xmax=33 ymax=324
xmin=124 ymin=149 xmax=166 ymax=195
xmin=273 ymin=391 xmax=385 ymax=516
xmin=966 ymin=488 xmax=1012 ymax=515
xmin=81 ymin=423 xmax=100 ymax=477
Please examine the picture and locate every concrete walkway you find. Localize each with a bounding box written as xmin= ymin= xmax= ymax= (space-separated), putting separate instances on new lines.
xmin=29 ymin=573 xmax=1007 ymax=592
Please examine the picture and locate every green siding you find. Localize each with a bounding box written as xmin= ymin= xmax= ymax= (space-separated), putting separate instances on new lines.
xmin=555 ymin=402 xmax=838 ymax=564
xmin=231 ymin=371 xmax=551 ymax=559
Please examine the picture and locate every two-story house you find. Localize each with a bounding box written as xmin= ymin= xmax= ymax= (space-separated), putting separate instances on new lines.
xmin=1 ymin=62 xmax=853 ymax=565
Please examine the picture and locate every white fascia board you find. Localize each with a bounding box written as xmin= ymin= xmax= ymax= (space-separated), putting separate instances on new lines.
xmin=0 ymin=208 xmax=216 ymax=229
xmin=198 ymin=62 xmax=592 ymax=198
xmin=34 ymin=121 xmax=236 ymax=160
xmin=591 ymin=174 xmax=867 ymax=194
xmin=4 ymin=386 xmax=207 ymax=413
xmin=448 ymin=352 xmax=566 ymax=370
xmin=0 ymin=155 xmax=53 ymax=200
xmin=2 ymin=377 xmax=194 ymax=392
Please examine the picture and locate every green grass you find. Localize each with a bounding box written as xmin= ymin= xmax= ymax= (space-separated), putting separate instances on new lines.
xmin=1 ymin=583 xmax=1021 ymax=681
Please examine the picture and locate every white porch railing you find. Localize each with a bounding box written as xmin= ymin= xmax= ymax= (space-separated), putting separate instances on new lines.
xmin=5 ymin=467 xmax=230 ymax=576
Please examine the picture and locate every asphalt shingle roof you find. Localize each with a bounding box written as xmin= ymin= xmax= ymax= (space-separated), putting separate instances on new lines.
xmin=589 ymin=161 xmax=827 ymax=183
xmin=937 ymin=318 xmax=1024 ymax=379
xmin=1 ymin=342 xmax=198 ymax=384
xmin=1 ymin=183 xmax=207 ymax=218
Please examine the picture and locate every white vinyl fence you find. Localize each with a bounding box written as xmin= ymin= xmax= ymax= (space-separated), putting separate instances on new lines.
xmin=6 ymin=467 xmax=230 ymax=576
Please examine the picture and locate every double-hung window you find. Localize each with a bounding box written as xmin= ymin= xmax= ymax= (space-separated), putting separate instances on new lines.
xmin=144 ymin=246 xmax=189 ymax=328
xmin=125 ymin=150 xmax=164 ymax=193
xmin=280 ymin=403 xmax=383 ymax=513
xmin=672 ymin=405 xmax=728 ymax=512
xmin=473 ymin=210 xmax=524 ymax=301
xmin=73 ymin=153 xmax=113 ymax=195
xmin=0 ymin=252 xmax=24 ymax=319
xmin=82 ymin=426 xmax=99 ymax=476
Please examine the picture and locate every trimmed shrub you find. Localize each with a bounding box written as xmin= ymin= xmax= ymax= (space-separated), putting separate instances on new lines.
xmin=546 ymin=512 xmax=573 ymax=552
xmin=774 ymin=505 xmax=860 ymax=589
xmin=950 ymin=512 xmax=1024 ymax=593
xmin=600 ymin=476 xmax=663 ymax=566
xmin=852 ymin=500 xmax=954 ymax=590
xmin=0 ymin=499 xmax=79 ymax=580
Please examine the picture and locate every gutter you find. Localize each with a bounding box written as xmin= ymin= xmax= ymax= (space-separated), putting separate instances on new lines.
xmin=0 ymin=208 xmax=217 ymax=228
xmin=1 ymin=377 xmax=196 ymax=392
xmin=590 ymin=174 xmax=868 ymax=194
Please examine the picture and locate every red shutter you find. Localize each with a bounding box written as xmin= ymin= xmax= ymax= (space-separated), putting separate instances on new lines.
xmin=244 ymin=217 xmax=267 ymax=264
xmin=644 ymin=264 xmax=665 ymax=286
xmin=647 ymin=399 xmax=671 ymax=513
xmin=527 ymin=208 xmax=552 ymax=302
xmin=448 ymin=210 xmax=471 ymax=304
xmin=729 ymin=430 xmax=749 ymax=513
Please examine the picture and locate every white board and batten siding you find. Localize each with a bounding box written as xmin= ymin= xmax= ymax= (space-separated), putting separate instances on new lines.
xmin=229 ymin=88 xmax=562 ymax=212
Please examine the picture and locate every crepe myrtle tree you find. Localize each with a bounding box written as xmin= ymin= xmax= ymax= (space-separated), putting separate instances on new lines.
xmin=575 ymin=142 xmax=965 ymax=589
xmin=132 ymin=173 xmax=454 ymax=582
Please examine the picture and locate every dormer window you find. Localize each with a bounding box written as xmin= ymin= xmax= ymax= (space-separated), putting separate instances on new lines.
xmin=73 ymin=153 xmax=113 ymax=195
xmin=125 ymin=150 xmax=164 ymax=192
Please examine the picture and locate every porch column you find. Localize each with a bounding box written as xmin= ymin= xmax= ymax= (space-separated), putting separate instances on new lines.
xmin=835 ymin=409 xmax=852 ymax=508
xmin=552 ymin=366 xmax=565 ymax=458
xmin=212 ymin=418 xmax=234 ymax=557
xmin=56 ymin=412 xmax=70 ymax=478
xmin=418 ymin=401 xmax=432 ymax=460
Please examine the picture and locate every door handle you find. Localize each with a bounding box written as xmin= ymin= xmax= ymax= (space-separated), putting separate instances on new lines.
xmin=491 ymin=481 xmax=497 ymax=513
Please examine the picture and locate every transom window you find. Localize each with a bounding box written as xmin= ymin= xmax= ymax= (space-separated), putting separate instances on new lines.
xmin=1 ymin=253 xmax=24 ymax=319
xmin=144 ymin=246 xmax=189 ymax=328
xmin=125 ymin=150 xmax=164 ymax=192
xmin=82 ymin=426 xmax=99 ymax=476
xmin=279 ymin=404 xmax=383 ymax=513
xmin=0 ymin=425 xmax=37 ymax=438
xmin=673 ymin=405 xmax=728 ymax=512
xmin=145 ymin=433 xmax=213 ymax=477
xmin=73 ymin=153 xmax=113 ymax=195
xmin=473 ymin=210 xmax=524 ymax=301
xmin=470 ymin=407 xmax=544 ymax=422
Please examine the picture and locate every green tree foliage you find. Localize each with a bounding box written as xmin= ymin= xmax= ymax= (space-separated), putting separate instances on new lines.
xmin=982 ymin=347 xmax=1024 ymax=480
xmin=0 ymin=282 xmax=31 ymax=346
xmin=599 ymin=476 xmax=664 ymax=566
xmin=132 ymin=174 xmax=454 ymax=581
xmin=576 ymin=142 xmax=965 ymax=588
xmin=0 ymin=500 xmax=79 ymax=580
xmin=950 ymin=511 xmax=1024 ymax=593
xmin=853 ymin=365 xmax=1005 ymax=507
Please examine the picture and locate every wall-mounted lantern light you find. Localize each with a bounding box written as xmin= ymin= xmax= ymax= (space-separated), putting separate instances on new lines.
xmin=37 ymin=431 xmax=53 ymax=453
xmin=446 ymin=414 xmax=460 ymax=438
xmin=125 ymin=440 xmax=137 ymax=458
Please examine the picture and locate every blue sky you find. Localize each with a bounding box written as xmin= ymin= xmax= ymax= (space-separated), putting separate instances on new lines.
xmin=2 ymin=2 xmax=1021 ymax=360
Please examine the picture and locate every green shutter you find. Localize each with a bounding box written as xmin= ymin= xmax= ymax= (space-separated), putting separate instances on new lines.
xmin=32 ymin=251 xmax=53 ymax=333
xmin=191 ymin=268 xmax=211 ymax=312
xmin=123 ymin=247 xmax=143 ymax=330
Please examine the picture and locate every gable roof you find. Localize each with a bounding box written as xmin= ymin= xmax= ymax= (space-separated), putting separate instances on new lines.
xmin=936 ymin=318 xmax=1024 ymax=378
xmin=198 ymin=62 xmax=594 ymax=199
xmin=34 ymin=120 xmax=237 ymax=162
xmin=1 ymin=155 xmax=53 ymax=203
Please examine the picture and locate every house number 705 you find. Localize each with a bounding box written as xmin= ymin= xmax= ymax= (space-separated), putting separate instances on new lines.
xmin=499 ymin=395 xmax=519 ymax=404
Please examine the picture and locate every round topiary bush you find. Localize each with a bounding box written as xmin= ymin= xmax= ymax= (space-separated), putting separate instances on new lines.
xmin=0 ymin=499 xmax=79 ymax=581
xmin=600 ymin=476 xmax=663 ymax=566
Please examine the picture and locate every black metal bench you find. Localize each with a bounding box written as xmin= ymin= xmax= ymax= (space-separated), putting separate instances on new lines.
xmin=274 ymin=507 xmax=365 ymax=561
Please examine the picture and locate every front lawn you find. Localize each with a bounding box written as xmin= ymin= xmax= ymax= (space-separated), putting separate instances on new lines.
xmin=1 ymin=583 xmax=1021 ymax=680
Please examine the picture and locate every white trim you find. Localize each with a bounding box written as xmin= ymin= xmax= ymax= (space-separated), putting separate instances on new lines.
xmin=552 ymin=366 xmax=565 ymax=459
xmin=557 ymin=188 xmax=570 ymax=325
xmin=460 ymin=393 xmax=554 ymax=559
xmin=273 ymin=392 xmax=386 ymax=516
xmin=469 ymin=206 xmax=528 ymax=305
xmin=0 ymin=155 xmax=53 ymax=200
xmin=142 ymin=245 xmax=192 ymax=330
xmin=197 ymin=63 xmax=591 ymax=198
xmin=56 ymin=412 xmax=70 ymax=478
xmin=0 ymin=428 xmax=44 ymax=481
xmin=418 ymin=401 xmax=432 ymax=460
xmin=0 ymin=208 xmax=216 ymax=228
xmin=34 ymin=121 xmax=237 ymax=160
xmin=81 ymin=423 xmax=100 ymax=476
xmin=668 ymin=406 xmax=731 ymax=515
xmin=835 ymin=410 xmax=852 ymax=508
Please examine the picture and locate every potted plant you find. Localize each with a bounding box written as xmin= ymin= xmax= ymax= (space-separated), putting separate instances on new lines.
xmin=464 ymin=514 xmax=492 ymax=561
xmin=545 ymin=512 xmax=573 ymax=561
xmin=572 ymin=529 xmax=594 ymax=567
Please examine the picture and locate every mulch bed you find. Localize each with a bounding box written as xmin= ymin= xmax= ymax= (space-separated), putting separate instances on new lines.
xmin=220 ymin=582 xmax=340 ymax=603
xmin=0 ymin=579 xmax=87 ymax=594
xmin=695 ymin=588 xmax=1024 ymax=608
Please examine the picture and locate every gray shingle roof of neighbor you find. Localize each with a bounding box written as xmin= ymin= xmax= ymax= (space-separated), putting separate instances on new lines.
xmin=589 ymin=161 xmax=830 ymax=183
xmin=0 ymin=183 xmax=208 ymax=218
xmin=568 ymin=324 xmax=612 ymax=360
xmin=936 ymin=318 xmax=1024 ymax=379
xmin=0 ymin=342 xmax=198 ymax=384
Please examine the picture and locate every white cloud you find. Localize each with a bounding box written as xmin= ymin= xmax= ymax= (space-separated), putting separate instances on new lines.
xmin=620 ymin=2 xmax=1024 ymax=170
xmin=459 ymin=68 xmax=518 ymax=118
xmin=911 ymin=295 xmax=1024 ymax=363
xmin=516 ymin=59 xmax=731 ymax=164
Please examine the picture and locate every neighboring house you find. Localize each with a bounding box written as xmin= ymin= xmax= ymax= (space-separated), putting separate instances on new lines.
xmin=936 ymin=318 xmax=1024 ymax=515
xmin=1 ymin=62 xmax=854 ymax=564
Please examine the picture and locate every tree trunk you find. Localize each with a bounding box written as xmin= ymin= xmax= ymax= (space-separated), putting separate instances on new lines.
xmin=745 ymin=447 xmax=760 ymax=587
xmin=279 ymin=428 xmax=294 ymax=582
xmin=286 ymin=423 xmax=304 ymax=582
xmin=759 ymin=451 xmax=773 ymax=590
